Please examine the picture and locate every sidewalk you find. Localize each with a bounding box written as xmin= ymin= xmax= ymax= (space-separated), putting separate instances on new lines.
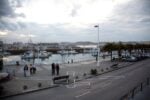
xmin=132 ymin=86 xmax=150 ymax=100
xmin=0 ymin=59 xmax=133 ymax=98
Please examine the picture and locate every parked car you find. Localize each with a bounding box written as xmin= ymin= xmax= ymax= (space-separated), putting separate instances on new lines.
xmin=122 ymin=56 xmax=137 ymax=62
xmin=0 ymin=72 xmax=10 ymax=82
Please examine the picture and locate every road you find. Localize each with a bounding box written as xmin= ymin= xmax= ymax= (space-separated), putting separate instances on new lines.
xmin=2 ymin=59 xmax=150 ymax=100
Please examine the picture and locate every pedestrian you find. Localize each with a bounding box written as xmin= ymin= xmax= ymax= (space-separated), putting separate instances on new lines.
xmin=71 ymin=59 xmax=73 ymax=63
xmin=16 ymin=61 xmax=20 ymax=66
xmin=56 ymin=63 xmax=60 ymax=75
xmin=30 ymin=64 xmax=33 ymax=75
xmin=51 ymin=63 xmax=55 ymax=75
xmin=24 ymin=64 xmax=28 ymax=77
xmin=33 ymin=64 xmax=36 ymax=74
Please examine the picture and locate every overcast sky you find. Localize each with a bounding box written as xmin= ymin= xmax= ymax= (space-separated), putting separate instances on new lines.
xmin=0 ymin=0 xmax=150 ymax=43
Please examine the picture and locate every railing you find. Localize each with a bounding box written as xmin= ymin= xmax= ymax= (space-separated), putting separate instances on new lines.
xmin=120 ymin=77 xmax=149 ymax=100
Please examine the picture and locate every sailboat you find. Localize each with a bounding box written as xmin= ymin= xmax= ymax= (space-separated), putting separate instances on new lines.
xmin=21 ymin=50 xmax=51 ymax=59
xmin=21 ymin=36 xmax=51 ymax=59
xmin=38 ymin=50 xmax=51 ymax=58
xmin=21 ymin=50 xmax=37 ymax=59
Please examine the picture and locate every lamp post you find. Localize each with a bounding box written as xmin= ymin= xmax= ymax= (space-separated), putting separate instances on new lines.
xmin=94 ymin=25 xmax=100 ymax=66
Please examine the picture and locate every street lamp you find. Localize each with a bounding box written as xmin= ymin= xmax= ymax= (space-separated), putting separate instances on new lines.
xmin=94 ymin=25 xmax=100 ymax=66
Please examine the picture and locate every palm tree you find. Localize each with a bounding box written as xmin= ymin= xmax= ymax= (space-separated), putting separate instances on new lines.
xmin=116 ymin=42 xmax=124 ymax=60
xmin=123 ymin=44 xmax=128 ymax=57
xmin=102 ymin=42 xmax=116 ymax=61
xmin=126 ymin=44 xmax=134 ymax=56
xmin=144 ymin=44 xmax=150 ymax=55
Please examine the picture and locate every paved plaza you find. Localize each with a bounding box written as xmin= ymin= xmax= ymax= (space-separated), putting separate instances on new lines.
xmin=0 ymin=57 xmax=136 ymax=98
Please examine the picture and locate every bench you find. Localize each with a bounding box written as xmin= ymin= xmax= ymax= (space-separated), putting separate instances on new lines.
xmin=53 ymin=75 xmax=69 ymax=84
xmin=110 ymin=63 xmax=118 ymax=68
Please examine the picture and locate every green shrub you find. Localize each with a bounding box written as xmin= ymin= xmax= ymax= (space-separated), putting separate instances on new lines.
xmin=75 ymin=76 xmax=79 ymax=79
xmin=106 ymin=68 xmax=109 ymax=70
xmin=23 ymin=85 xmax=27 ymax=90
xmin=38 ymin=83 xmax=42 ymax=87
xmin=90 ymin=69 xmax=97 ymax=75
xmin=83 ymin=73 xmax=87 ymax=76
xmin=0 ymin=85 xmax=4 ymax=94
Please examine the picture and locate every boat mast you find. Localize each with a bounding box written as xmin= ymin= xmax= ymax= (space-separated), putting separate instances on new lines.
xmin=28 ymin=33 xmax=35 ymax=65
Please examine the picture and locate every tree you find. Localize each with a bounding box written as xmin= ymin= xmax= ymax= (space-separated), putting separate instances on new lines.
xmin=0 ymin=56 xmax=3 ymax=71
xmin=102 ymin=42 xmax=116 ymax=61
xmin=116 ymin=42 xmax=124 ymax=60
xmin=126 ymin=44 xmax=134 ymax=56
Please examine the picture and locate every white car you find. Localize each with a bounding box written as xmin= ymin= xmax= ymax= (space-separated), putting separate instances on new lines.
xmin=0 ymin=72 xmax=9 ymax=81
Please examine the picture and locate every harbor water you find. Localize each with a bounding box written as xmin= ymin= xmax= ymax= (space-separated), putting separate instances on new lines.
xmin=3 ymin=53 xmax=96 ymax=65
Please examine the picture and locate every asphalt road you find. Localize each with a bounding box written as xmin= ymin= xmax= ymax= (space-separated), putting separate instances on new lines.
xmin=2 ymin=59 xmax=150 ymax=100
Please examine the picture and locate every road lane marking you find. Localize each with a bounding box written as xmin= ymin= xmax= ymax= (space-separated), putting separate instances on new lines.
xmin=75 ymin=91 xmax=90 ymax=98
xmin=66 ymin=81 xmax=91 ymax=89
xmin=15 ymin=77 xmax=51 ymax=80
xmin=98 ymin=75 xmax=125 ymax=80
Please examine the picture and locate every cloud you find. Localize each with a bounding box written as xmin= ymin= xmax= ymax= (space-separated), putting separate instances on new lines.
xmin=0 ymin=0 xmax=25 ymax=18
xmin=70 ymin=4 xmax=81 ymax=17
xmin=0 ymin=19 xmax=26 ymax=31
xmin=0 ymin=0 xmax=14 ymax=17
xmin=112 ymin=0 xmax=150 ymax=22
xmin=0 ymin=0 xmax=150 ymax=43
xmin=0 ymin=0 xmax=26 ymax=33
xmin=0 ymin=31 xmax=8 ymax=36
xmin=19 ymin=34 xmax=36 ymax=38
xmin=100 ymin=0 xmax=150 ymax=41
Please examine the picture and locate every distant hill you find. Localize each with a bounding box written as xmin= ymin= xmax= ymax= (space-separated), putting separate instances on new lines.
xmin=74 ymin=41 xmax=97 ymax=45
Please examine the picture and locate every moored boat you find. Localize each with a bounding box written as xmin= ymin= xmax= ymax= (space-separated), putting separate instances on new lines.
xmin=21 ymin=50 xmax=51 ymax=59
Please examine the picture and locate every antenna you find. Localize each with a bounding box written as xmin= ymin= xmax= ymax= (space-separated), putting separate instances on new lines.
xmin=28 ymin=33 xmax=33 ymax=44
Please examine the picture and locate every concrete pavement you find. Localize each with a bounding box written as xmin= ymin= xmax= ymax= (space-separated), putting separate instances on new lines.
xmin=1 ymin=59 xmax=150 ymax=100
xmin=0 ymin=58 xmax=133 ymax=98
xmin=132 ymin=86 xmax=150 ymax=100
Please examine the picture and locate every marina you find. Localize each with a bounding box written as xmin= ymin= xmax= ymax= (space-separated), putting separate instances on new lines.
xmin=21 ymin=50 xmax=52 ymax=59
xmin=3 ymin=53 xmax=97 ymax=66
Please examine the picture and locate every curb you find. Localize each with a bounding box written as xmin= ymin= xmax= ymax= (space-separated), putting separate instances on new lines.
xmin=96 ymin=62 xmax=135 ymax=76
xmin=0 ymin=85 xmax=59 ymax=99
xmin=85 ymin=58 xmax=148 ymax=79
xmin=0 ymin=60 xmax=145 ymax=99
xmin=68 ymin=62 xmax=135 ymax=83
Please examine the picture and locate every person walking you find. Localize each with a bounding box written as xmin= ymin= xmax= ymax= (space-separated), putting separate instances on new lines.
xmin=30 ymin=64 xmax=33 ymax=75
xmin=24 ymin=64 xmax=28 ymax=77
xmin=51 ymin=63 xmax=55 ymax=75
xmin=56 ymin=63 xmax=60 ymax=75
xmin=33 ymin=64 xmax=36 ymax=74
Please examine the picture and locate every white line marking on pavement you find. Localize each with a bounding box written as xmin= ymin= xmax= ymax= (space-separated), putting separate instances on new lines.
xmin=15 ymin=77 xmax=51 ymax=80
xmin=98 ymin=75 xmax=125 ymax=80
xmin=66 ymin=81 xmax=91 ymax=89
xmin=75 ymin=91 xmax=90 ymax=98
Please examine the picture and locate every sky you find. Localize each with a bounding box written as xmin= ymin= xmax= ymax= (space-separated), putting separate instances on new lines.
xmin=0 ymin=0 xmax=150 ymax=43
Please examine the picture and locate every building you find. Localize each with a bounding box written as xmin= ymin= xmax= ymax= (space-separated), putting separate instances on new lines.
xmin=0 ymin=41 xmax=3 ymax=55
xmin=0 ymin=41 xmax=3 ymax=70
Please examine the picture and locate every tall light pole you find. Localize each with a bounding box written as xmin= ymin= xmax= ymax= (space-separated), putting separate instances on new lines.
xmin=94 ymin=25 xmax=100 ymax=66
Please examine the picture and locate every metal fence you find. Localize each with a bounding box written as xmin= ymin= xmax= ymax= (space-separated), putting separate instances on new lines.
xmin=120 ymin=77 xmax=149 ymax=100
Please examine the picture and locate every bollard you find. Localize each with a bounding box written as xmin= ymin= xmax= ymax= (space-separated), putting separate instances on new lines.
xmin=0 ymin=58 xmax=3 ymax=71
xmin=16 ymin=61 xmax=20 ymax=66
xmin=106 ymin=68 xmax=109 ymax=70
xmin=51 ymin=80 xmax=54 ymax=85
xmin=121 ymin=94 xmax=128 ymax=100
xmin=147 ymin=78 xmax=149 ymax=85
xmin=67 ymin=79 xmax=69 ymax=84
xmin=38 ymin=83 xmax=42 ymax=87
xmin=23 ymin=85 xmax=28 ymax=90
xmin=13 ymin=70 xmax=15 ymax=77
xmin=131 ymin=88 xmax=135 ymax=98
xmin=75 ymin=76 xmax=79 ymax=79
xmin=87 ymin=82 xmax=91 ymax=89
xmin=140 ymin=83 xmax=143 ymax=91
